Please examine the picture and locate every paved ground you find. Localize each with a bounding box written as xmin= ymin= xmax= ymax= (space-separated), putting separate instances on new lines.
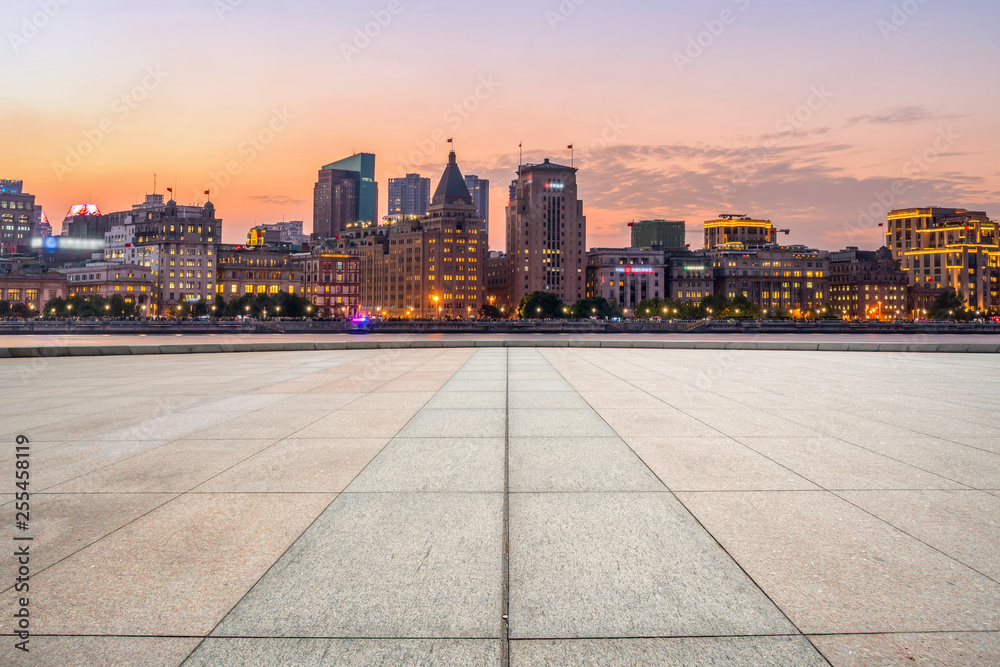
xmin=2 ymin=348 xmax=999 ymax=665
xmin=2 ymin=332 xmax=1000 ymax=348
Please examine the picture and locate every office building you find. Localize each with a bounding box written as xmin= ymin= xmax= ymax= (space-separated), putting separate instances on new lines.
xmin=292 ymin=248 xmax=361 ymax=318
xmin=506 ymin=158 xmax=587 ymax=306
xmin=313 ymin=153 xmax=377 ymax=239
xmin=669 ymin=255 xmax=716 ymax=302
xmin=631 ymin=219 xmax=686 ymax=251
xmin=829 ymin=246 xmax=909 ymax=320
xmin=59 ymin=263 xmax=156 ymax=310
xmin=585 ymin=248 xmax=666 ymax=313
xmin=886 ymin=207 xmax=999 ymax=311
xmin=709 ymin=245 xmax=830 ymax=316
xmin=247 ymin=221 xmax=306 ymax=246
xmin=387 ymin=174 xmax=431 ymax=218
xmin=704 ymin=215 xmax=780 ymax=250
xmin=1 ymin=180 xmax=37 ymax=255
xmin=464 ymin=174 xmax=490 ymax=233
xmin=217 ymin=246 xmax=302 ymax=299
xmin=486 ymin=251 xmax=510 ymax=312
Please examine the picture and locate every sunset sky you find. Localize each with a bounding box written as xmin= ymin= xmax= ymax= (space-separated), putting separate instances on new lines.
xmin=3 ymin=0 xmax=998 ymax=251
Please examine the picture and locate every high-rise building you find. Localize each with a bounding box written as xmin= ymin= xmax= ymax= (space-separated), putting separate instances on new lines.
xmin=885 ymin=207 xmax=999 ymax=312
xmin=505 ymin=159 xmax=587 ymax=306
xmin=329 ymin=151 xmax=486 ymax=318
xmin=464 ymin=174 xmax=490 ymax=233
xmin=704 ymin=215 xmax=779 ymax=249
xmin=313 ymin=153 xmax=377 ymax=239
xmin=0 ymin=180 xmax=37 ymax=255
xmin=631 ymin=219 xmax=686 ymax=250
xmin=586 ymin=248 xmax=668 ymax=314
xmin=387 ymin=174 xmax=431 ymax=218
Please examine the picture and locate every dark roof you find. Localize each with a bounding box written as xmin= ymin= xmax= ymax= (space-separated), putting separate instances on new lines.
xmin=432 ymin=152 xmax=474 ymax=206
xmin=520 ymin=158 xmax=575 ymax=173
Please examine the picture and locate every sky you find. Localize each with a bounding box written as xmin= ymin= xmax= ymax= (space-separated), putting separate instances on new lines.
xmin=2 ymin=0 xmax=998 ymax=251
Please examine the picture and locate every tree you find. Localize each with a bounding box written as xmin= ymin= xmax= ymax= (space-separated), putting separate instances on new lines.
xmin=0 ymin=300 xmax=11 ymax=318
xmin=571 ymin=297 xmax=621 ymax=319
xmin=478 ymin=304 xmax=502 ymax=319
xmin=930 ymin=289 xmax=969 ymax=321
xmin=519 ymin=291 xmax=565 ymax=319
xmin=108 ymin=295 xmax=135 ymax=318
xmin=10 ymin=302 xmax=33 ymax=319
xmin=43 ymin=297 xmax=66 ymax=318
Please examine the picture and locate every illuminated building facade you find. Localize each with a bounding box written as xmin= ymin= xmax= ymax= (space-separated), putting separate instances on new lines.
xmin=669 ymin=256 xmax=715 ymax=302
xmin=704 ymin=215 xmax=778 ymax=250
xmin=0 ymin=273 xmax=66 ymax=314
xmin=313 ymin=153 xmax=377 ymax=239
xmin=632 ymin=219 xmax=687 ymax=251
xmin=0 ymin=180 xmax=37 ymax=255
xmin=506 ymin=159 xmax=587 ymax=306
xmin=585 ymin=248 xmax=666 ymax=313
xmin=292 ymin=249 xmax=361 ymax=318
xmin=710 ymin=246 xmax=830 ymax=315
xmin=131 ymin=199 xmax=221 ymax=312
xmin=829 ymin=246 xmax=908 ymax=320
xmin=486 ymin=251 xmax=510 ymax=312
xmin=247 ymin=221 xmax=305 ymax=246
xmin=217 ymin=246 xmax=301 ymax=299
xmin=330 ymin=152 xmax=486 ymax=318
xmin=59 ymin=263 xmax=156 ymax=308
xmin=886 ymin=207 xmax=999 ymax=312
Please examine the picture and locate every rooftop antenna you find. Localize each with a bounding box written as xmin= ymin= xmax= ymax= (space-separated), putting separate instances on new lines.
xmin=153 ymin=173 xmax=157 ymax=194
xmin=518 ymin=141 xmax=523 ymax=175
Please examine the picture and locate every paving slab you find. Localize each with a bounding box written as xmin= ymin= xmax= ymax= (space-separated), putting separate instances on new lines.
xmin=509 ymin=437 xmax=663 ymax=492
xmin=346 ymin=437 xmax=504 ymax=493
xmin=509 ymin=492 xmax=797 ymax=638
xmin=678 ymin=490 xmax=1000 ymax=634
xmin=213 ymin=492 xmax=503 ymax=639
xmin=186 ymin=638 xmax=501 ymax=666
xmin=24 ymin=637 xmax=202 ymax=667
xmin=0 ymin=493 xmax=335 ymax=636
xmin=509 ymin=636 xmax=828 ymax=666
xmin=810 ymin=631 xmax=1000 ymax=667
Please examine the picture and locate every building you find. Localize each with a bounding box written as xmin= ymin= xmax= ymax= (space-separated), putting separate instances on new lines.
xmin=58 ymin=263 xmax=156 ymax=310
xmin=631 ymin=219 xmax=687 ymax=251
xmin=313 ymin=153 xmax=377 ymax=239
xmin=486 ymin=251 xmax=510 ymax=312
xmin=387 ymin=174 xmax=431 ymax=218
xmin=0 ymin=268 xmax=66 ymax=314
xmin=130 ymin=198 xmax=222 ymax=314
xmin=35 ymin=211 xmax=53 ymax=239
xmin=585 ymin=248 xmax=667 ymax=314
xmin=704 ymin=215 xmax=781 ymax=250
xmin=506 ymin=159 xmax=587 ymax=307
xmin=829 ymin=246 xmax=909 ymax=320
xmin=61 ymin=204 xmax=106 ymax=240
xmin=330 ymin=151 xmax=486 ymax=318
xmin=709 ymin=245 xmax=830 ymax=316
xmin=1 ymin=180 xmax=38 ymax=255
xmin=292 ymin=248 xmax=361 ymax=318
xmin=247 ymin=221 xmax=305 ymax=246
xmin=669 ymin=255 xmax=715 ymax=302
xmin=216 ymin=246 xmax=302 ymax=302
xmin=464 ymin=174 xmax=490 ymax=233
xmin=886 ymin=207 xmax=1000 ymax=312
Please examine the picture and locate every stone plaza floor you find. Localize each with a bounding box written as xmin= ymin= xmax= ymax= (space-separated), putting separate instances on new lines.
xmin=2 ymin=347 xmax=999 ymax=665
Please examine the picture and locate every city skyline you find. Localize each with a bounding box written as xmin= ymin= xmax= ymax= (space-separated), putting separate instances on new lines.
xmin=3 ymin=0 xmax=998 ymax=252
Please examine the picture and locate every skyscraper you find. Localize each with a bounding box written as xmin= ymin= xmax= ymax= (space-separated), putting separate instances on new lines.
xmin=505 ymin=159 xmax=587 ymax=306
xmin=313 ymin=153 xmax=377 ymax=239
xmin=464 ymin=174 xmax=490 ymax=233
xmin=387 ymin=173 xmax=431 ymax=218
